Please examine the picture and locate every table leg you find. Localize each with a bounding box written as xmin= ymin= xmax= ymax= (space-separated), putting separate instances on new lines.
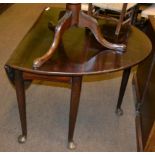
xmin=116 ymin=67 xmax=131 ymax=116
xmin=14 ymin=70 xmax=27 ymax=143
xmin=68 ymin=76 xmax=82 ymax=149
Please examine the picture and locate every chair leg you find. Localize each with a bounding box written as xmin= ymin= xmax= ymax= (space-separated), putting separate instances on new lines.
xmin=115 ymin=67 xmax=131 ymax=116
xmin=14 ymin=70 xmax=27 ymax=143
xmin=68 ymin=76 xmax=82 ymax=149
xmin=131 ymin=4 xmax=140 ymax=25
xmin=115 ymin=3 xmax=128 ymax=35
xmin=88 ymin=3 xmax=93 ymax=15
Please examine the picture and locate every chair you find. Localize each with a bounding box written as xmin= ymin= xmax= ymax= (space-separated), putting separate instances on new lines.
xmin=87 ymin=3 xmax=137 ymax=36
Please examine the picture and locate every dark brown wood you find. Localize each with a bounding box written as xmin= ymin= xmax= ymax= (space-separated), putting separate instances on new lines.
xmin=4 ymin=7 xmax=152 ymax=149
xmin=78 ymin=11 xmax=126 ymax=52
xmin=133 ymin=15 xmax=155 ymax=151
xmin=131 ymin=4 xmax=139 ymax=25
xmin=88 ymin=3 xmax=93 ymax=15
xmin=66 ymin=3 xmax=81 ymax=26
xmin=144 ymin=122 xmax=155 ymax=151
xmin=5 ymin=7 xmax=150 ymax=76
xmin=135 ymin=112 xmax=143 ymax=152
xmin=89 ymin=3 xmax=136 ymax=36
xmin=132 ymin=74 xmax=142 ymax=113
xmin=33 ymin=3 xmax=126 ymax=68
xmin=68 ymin=76 xmax=82 ymax=149
xmin=33 ymin=10 xmax=72 ymax=68
xmin=115 ymin=3 xmax=128 ymax=35
xmin=14 ymin=70 xmax=27 ymax=143
xmin=23 ymin=72 xmax=71 ymax=83
xmin=5 ymin=65 xmax=15 ymax=86
xmin=116 ymin=67 xmax=131 ymax=115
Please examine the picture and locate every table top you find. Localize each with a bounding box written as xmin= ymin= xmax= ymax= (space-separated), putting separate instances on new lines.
xmin=6 ymin=7 xmax=152 ymax=76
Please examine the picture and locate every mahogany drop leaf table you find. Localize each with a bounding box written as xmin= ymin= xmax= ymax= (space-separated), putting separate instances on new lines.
xmin=4 ymin=7 xmax=151 ymax=149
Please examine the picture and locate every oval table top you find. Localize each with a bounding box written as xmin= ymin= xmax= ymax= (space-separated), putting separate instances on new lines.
xmin=6 ymin=7 xmax=152 ymax=76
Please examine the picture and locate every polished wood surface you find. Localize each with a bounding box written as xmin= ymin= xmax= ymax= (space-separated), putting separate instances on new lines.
xmin=14 ymin=70 xmax=27 ymax=143
xmin=116 ymin=67 xmax=131 ymax=115
xmin=33 ymin=4 xmax=127 ymax=68
xmin=145 ymin=122 xmax=155 ymax=151
xmin=133 ymin=15 xmax=155 ymax=152
xmin=6 ymin=7 xmax=151 ymax=76
xmin=4 ymin=7 xmax=152 ymax=149
xmin=68 ymin=76 xmax=82 ymax=149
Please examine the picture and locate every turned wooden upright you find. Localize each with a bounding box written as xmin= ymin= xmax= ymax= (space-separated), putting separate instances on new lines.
xmin=33 ymin=3 xmax=126 ymax=69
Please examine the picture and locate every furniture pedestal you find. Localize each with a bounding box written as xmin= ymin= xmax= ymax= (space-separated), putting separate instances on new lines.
xmin=33 ymin=3 xmax=126 ymax=69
